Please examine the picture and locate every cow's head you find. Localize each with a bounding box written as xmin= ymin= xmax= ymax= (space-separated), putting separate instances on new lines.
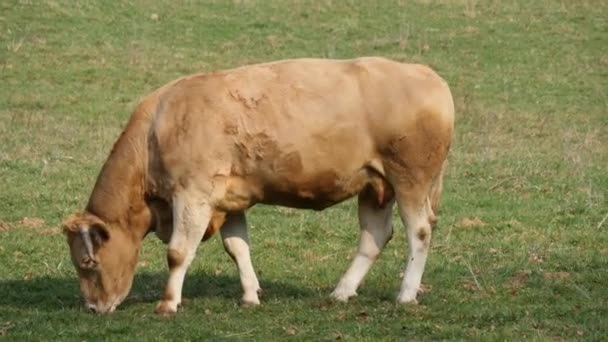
xmin=62 ymin=212 xmax=140 ymax=314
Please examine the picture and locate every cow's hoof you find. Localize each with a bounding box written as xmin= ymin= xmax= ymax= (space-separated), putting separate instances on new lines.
xmin=397 ymin=295 xmax=418 ymax=305
xmin=240 ymin=300 xmax=260 ymax=308
xmin=240 ymin=296 xmax=261 ymax=307
xmin=155 ymin=300 xmax=178 ymax=315
xmin=331 ymin=288 xmax=357 ymax=302
xmin=240 ymin=287 xmax=263 ymax=307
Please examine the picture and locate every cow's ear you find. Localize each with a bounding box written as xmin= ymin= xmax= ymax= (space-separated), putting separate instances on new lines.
xmin=62 ymin=213 xmax=84 ymax=234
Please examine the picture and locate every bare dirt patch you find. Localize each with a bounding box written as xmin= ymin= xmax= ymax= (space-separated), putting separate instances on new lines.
xmin=458 ymin=217 xmax=486 ymax=228
xmin=504 ymin=271 xmax=531 ymax=295
xmin=0 ymin=221 xmax=12 ymax=232
xmin=543 ymin=272 xmax=571 ymax=280
xmin=0 ymin=218 xmax=60 ymax=235
xmin=20 ymin=217 xmax=45 ymax=228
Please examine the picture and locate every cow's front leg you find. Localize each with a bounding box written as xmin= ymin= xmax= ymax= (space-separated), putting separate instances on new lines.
xmin=221 ymin=212 xmax=262 ymax=306
xmin=155 ymin=194 xmax=211 ymax=315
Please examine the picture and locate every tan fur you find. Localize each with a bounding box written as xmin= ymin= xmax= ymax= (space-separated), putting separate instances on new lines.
xmin=64 ymin=57 xmax=454 ymax=313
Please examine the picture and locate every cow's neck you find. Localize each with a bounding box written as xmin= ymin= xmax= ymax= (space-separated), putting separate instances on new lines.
xmin=85 ymin=111 xmax=152 ymax=241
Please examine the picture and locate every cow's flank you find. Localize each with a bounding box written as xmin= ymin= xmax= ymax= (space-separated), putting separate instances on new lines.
xmin=63 ymin=57 xmax=454 ymax=314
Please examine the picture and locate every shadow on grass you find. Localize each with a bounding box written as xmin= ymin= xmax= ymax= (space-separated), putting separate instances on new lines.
xmin=0 ymin=271 xmax=315 ymax=312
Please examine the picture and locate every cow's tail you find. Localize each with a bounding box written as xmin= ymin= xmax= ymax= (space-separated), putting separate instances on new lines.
xmin=428 ymin=159 xmax=448 ymax=226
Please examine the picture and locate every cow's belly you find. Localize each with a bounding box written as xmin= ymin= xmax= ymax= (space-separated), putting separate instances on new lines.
xmin=216 ymin=164 xmax=392 ymax=212
xmin=254 ymin=134 xmax=381 ymax=210
xmin=259 ymin=167 xmax=370 ymax=210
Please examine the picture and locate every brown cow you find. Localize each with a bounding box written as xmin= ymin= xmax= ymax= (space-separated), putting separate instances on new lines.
xmin=62 ymin=57 xmax=454 ymax=315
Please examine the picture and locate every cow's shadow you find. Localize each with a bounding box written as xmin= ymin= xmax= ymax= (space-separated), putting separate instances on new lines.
xmin=0 ymin=271 xmax=316 ymax=312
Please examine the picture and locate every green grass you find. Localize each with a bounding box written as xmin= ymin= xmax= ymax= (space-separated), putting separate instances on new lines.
xmin=1 ymin=0 xmax=607 ymax=340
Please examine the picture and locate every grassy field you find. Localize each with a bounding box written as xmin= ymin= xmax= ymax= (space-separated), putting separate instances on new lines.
xmin=1 ymin=0 xmax=607 ymax=340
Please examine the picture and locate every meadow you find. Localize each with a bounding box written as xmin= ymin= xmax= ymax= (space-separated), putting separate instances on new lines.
xmin=1 ymin=0 xmax=606 ymax=340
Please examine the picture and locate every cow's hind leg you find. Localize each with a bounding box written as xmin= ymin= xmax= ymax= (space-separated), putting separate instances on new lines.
xmin=393 ymin=183 xmax=435 ymax=305
xmin=220 ymin=212 xmax=262 ymax=306
xmin=155 ymin=193 xmax=211 ymax=315
xmin=331 ymin=187 xmax=395 ymax=302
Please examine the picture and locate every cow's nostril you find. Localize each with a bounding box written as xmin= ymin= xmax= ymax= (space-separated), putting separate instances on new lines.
xmin=86 ymin=304 xmax=98 ymax=313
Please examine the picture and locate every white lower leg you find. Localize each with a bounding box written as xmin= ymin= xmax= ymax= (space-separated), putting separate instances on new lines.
xmin=235 ymin=254 xmax=261 ymax=305
xmin=221 ymin=213 xmax=261 ymax=306
xmin=156 ymin=198 xmax=210 ymax=314
xmin=332 ymin=197 xmax=393 ymax=302
xmin=332 ymin=246 xmax=376 ymax=301
xmin=161 ymin=250 xmax=195 ymax=311
xmin=397 ymin=205 xmax=431 ymax=304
